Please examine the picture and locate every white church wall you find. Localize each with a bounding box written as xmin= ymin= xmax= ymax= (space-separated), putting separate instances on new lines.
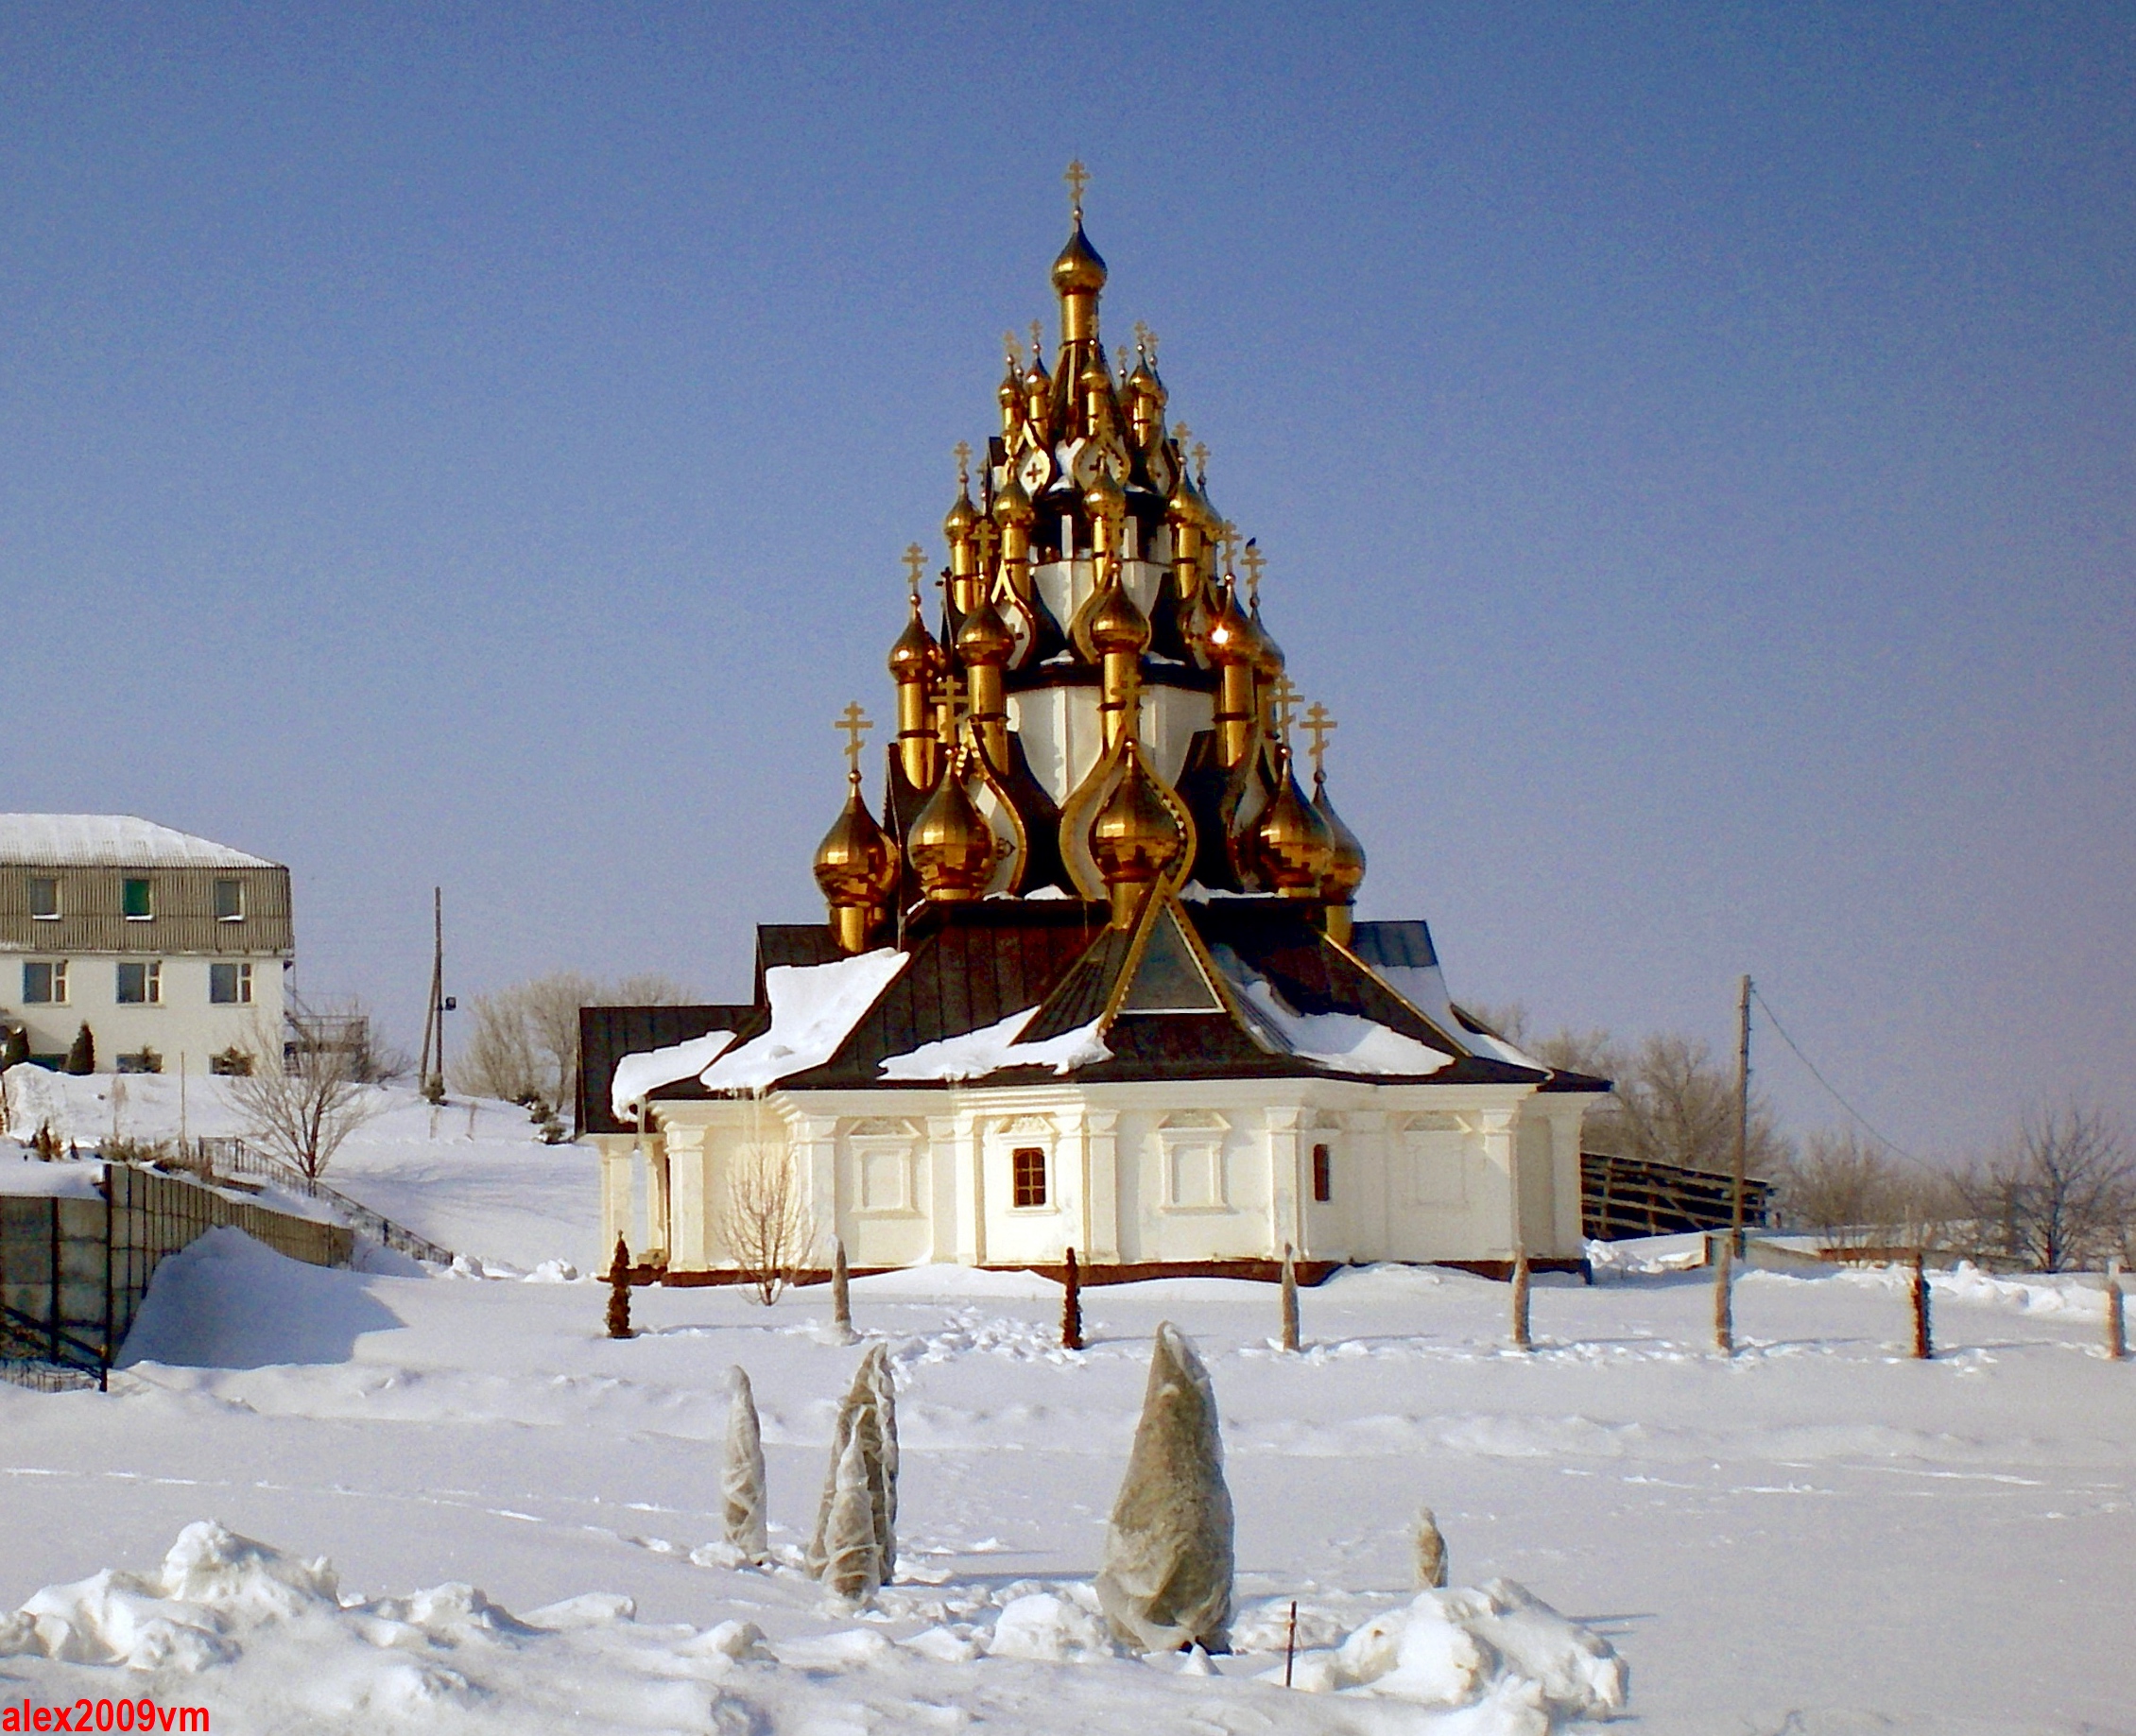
xmin=631 ymin=1075 xmax=1601 ymax=1277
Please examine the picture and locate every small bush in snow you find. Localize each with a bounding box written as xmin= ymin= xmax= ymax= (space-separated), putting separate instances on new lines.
xmin=722 ymin=1367 xmax=768 ymax=1563
xmin=1413 ymin=1505 xmax=1448 ymax=1590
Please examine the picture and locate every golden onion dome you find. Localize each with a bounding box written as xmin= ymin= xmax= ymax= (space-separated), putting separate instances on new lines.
xmin=1254 ymin=756 xmax=1335 ymax=895
xmin=992 ymin=467 xmax=1034 ymax=527
xmin=1088 ymin=571 xmax=1150 ymax=657
xmin=907 ymin=758 xmax=998 ymax=901
xmin=888 ymin=595 xmax=944 ymax=683
xmin=998 ymin=357 xmax=1023 ymax=421
xmin=1090 ymin=754 xmax=1185 ymax=887
xmin=943 ymin=481 xmax=979 ymax=545
xmin=1128 ymin=352 xmax=1162 ymax=403
xmin=1313 ymin=770 xmax=1368 ymax=905
xmin=813 ymin=774 xmax=899 ymax=908
xmin=956 ymin=594 xmax=1015 ymax=665
xmin=1051 ymin=218 xmax=1109 ymax=297
xmin=1083 ymin=461 xmax=1128 ymax=526
xmin=1204 ymin=584 xmax=1254 ymax=666
xmin=1245 ymin=603 xmax=1285 ymax=679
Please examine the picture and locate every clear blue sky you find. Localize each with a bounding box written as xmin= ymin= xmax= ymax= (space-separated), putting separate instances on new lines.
xmin=2 ymin=4 xmax=2128 ymax=1155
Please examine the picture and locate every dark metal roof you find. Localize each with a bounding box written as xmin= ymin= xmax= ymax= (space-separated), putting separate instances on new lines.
xmin=575 ymin=1004 xmax=759 ymax=1136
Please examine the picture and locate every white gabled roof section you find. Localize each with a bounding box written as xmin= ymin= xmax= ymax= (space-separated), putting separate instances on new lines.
xmin=610 ymin=1029 xmax=738 ymax=1121
xmin=0 ymin=815 xmax=280 ymax=869
xmin=695 ymin=949 xmax=909 ymax=1093
xmin=1369 ymin=960 xmax=1547 ymax=1071
xmin=877 ymin=1006 xmax=1111 ymax=1082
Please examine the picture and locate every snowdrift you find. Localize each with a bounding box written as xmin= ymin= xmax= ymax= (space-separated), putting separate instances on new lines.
xmin=0 ymin=1522 xmax=1627 ymax=1735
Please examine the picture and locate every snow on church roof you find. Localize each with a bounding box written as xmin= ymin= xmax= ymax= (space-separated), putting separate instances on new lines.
xmin=0 ymin=815 xmax=280 ymax=869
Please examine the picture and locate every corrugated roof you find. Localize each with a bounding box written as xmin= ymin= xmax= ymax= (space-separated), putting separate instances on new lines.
xmin=0 ymin=815 xmax=279 ymax=869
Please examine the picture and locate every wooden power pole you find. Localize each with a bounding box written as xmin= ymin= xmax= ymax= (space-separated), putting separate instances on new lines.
xmin=419 ymin=887 xmax=445 ymax=1099
xmin=1731 ymin=973 xmax=1751 ymax=1251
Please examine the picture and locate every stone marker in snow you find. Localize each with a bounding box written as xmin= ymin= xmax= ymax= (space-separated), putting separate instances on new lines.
xmin=1510 ymin=1249 xmax=1532 ymax=1351
xmin=1279 ymin=1244 xmax=1301 ymax=1352
xmin=1096 ymin=1322 xmax=1234 ymax=1655
xmin=2107 ymin=1261 xmax=2127 ymax=1362
xmin=1413 ymin=1504 xmax=1448 ymax=1590
xmin=722 ymin=1366 xmax=768 ymax=1564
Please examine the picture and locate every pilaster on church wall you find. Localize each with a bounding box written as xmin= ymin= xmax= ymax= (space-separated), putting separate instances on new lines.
xmin=594 ymin=1137 xmax=635 ymax=1264
xmin=1265 ymin=1105 xmax=1306 ymax=1260
xmin=664 ymin=1124 xmax=709 ymax=1269
xmin=1476 ymin=1107 xmax=1520 ymax=1260
xmin=790 ymin=1110 xmax=840 ymax=1268
xmin=1080 ymin=1106 xmax=1122 ymax=1263
xmin=932 ymin=1113 xmax=979 ymax=1265
xmin=1337 ymin=1108 xmax=1390 ymax=1263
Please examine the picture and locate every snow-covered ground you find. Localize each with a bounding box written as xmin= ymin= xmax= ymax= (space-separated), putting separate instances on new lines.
xmin=1 ymin=1074 xmax=2132 ymax=1731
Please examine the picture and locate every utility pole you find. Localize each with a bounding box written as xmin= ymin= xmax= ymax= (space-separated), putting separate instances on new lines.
xmin=419 ymin=887 xmax=449 ymax=1102
xmin=1731 ymin=972 xmax=1752 ymax=1252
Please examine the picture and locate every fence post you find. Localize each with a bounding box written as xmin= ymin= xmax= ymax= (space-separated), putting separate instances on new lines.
xmin=1911 ymin=1252 xmax=1932 ymax=1361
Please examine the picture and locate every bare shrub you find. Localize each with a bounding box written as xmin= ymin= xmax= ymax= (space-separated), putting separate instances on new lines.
xmin=1954 ymin=1104 xmax=2135 ymax=1273
xmin=455 ymin=971 xmax=693 ymax=1110
xmin=720 ymin=1141 xmax=816 ymax=1305
xmin=224 ymin=1002 xmax=385 ymax=1180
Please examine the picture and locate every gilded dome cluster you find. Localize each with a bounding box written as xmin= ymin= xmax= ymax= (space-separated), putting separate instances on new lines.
xmin=813 ymin=169 xmax=1370 ymax=949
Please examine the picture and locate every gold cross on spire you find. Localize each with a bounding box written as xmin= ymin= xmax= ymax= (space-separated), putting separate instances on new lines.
xmin=1301 ymin=701 xmax=1336 ymax=778
xmin=1064 ymin=158 xmax=1090 ymax=215
xmin=1173 ymin=420 xmax=1191 ymax=447
xmin=1004 ymin=330 xmax=1020 ymax=370
xmin=835 ymin=702 xmax=872 ymax=775
xmin=1270 ymin=674 xmax=1301 ymax=740
xmin=1194 ymin=443 xmax=1210 ymax=486
xmin=902 ymin=543 xmax=926 ymax=598
xmin=1241 ymin=541 xmax=1266 ymax=607
xmin=1218 ymin=520 xmax=1239 ymax=569
xmin=1030 ymin=320 xmax=1044 ymax=361
xmin=1133 ymin=320 xmax=1155 ymax=365
xmin=939 ymin=670 xmax=969 ymax=735
xmin=953 ymin=440 xmax=972 ymax=486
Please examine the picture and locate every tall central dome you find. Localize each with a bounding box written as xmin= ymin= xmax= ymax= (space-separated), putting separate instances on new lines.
xmin=815 ymin=164 xmax=1368 ymax=947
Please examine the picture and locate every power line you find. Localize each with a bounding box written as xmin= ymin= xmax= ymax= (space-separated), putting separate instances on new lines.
xmin=1749 ymin=986 xmax=1924 ymax=1166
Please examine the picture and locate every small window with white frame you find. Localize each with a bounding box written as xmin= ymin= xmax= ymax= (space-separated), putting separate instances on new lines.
xmin=23 ymin=961 xmax=66 ymax=1004
xmin=214 ymin=878 xmax=244 ymax=921
xmin=26 ymin=876 xmax=59 ymax=920
xmin=122 ymin=877 xmax=154 ymax=920
xmin=116 ymin=961 xmax=163 ymax=1006
xmin=210 ymin=961 xmax=253 ymax=1006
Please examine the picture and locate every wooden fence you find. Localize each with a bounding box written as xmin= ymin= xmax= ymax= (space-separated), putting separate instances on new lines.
xmin=1581 ymin=1150 xmax=1775 ymax=1242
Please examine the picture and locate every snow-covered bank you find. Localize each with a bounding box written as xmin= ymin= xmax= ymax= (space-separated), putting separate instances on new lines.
xmin=1 ymin=1068 xmax=596 ymax=1270
xmin=0 ymin=1520 xmax=1622 ymax=1735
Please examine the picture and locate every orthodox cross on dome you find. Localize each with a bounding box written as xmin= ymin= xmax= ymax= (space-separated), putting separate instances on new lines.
xmin=902 ymin=543 xmax=926 ymax=599
xmin=1241 ymin=541 xmax=1266 ymax=608
xmin=1173 ymin=420 xmax=1191 ymax=448
xmin=939 ymin=671 xmax=970 ymax=739
xmin=1064 ymin=158 xmax=1091 ymax=216
xmin=1218 ymin=520 xmax=1239 ymax=571
xmin=835 ymin=703 xmax=872 ymax=776
xmin=1301 ymin=701 xmax=1337 ymax=779
xmin=954 ymin=440 xmax=972 ymax=486
xmin=1195 ymin=443 xmax=1211 ymax=487
xmin=1030 ymin=320 xmax=1044 ymax=361
xmin=1134 ymin=320 xmax=1157 ymax=364
xmin=1270 ymin=673 xmax=1301 ymax=741
xmin=1004 ymin=330 xmax=1020 ymax=369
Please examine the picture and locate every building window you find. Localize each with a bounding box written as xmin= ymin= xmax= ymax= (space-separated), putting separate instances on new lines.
xmin=116 ymin=961 xmax=163 ymax=1006
xmin=1011 ymin=1145 xmax=1048 ymax=1209
xmin=27 ymin=877 xmax=59 ymax=920
xmin=23 ymin=961 xmax=66 ymax=1005
xmin=123 ymin=878 xmax=154 ymax=920
xmin=1313 ymin=1143 xmax=1333 ymax=1204
xmin=210 ymin=962 xmax=254 ymax=1006
xmin=214 ymin=878 xmax=244 ymax=921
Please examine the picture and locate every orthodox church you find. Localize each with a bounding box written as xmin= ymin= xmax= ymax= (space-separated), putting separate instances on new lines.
xmin=579 ymin=170 xmax=1607 ymax=1283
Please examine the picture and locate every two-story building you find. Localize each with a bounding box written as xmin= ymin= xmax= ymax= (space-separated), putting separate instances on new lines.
xmin=0 ymin=815 xmax=294 ymax=1074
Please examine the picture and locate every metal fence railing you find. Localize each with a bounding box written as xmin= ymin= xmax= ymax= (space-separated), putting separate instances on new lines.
xmin=172 ymin=1138 xmax=456 ymax=1266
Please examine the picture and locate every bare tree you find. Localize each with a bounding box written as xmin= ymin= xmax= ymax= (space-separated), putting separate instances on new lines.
xmin=455 ymin=971 xmax=694 ymax=1111
xmin=224 ymin=1003 xmax=385 ymax=1180
xmin=1955 ymin=1105 xmax=2135 ymax=1273
xmin=720 ymin=1142 xmax=816 ymax=1305
xmin=1475 ymin=1008 xmax=1789 ymax=1177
